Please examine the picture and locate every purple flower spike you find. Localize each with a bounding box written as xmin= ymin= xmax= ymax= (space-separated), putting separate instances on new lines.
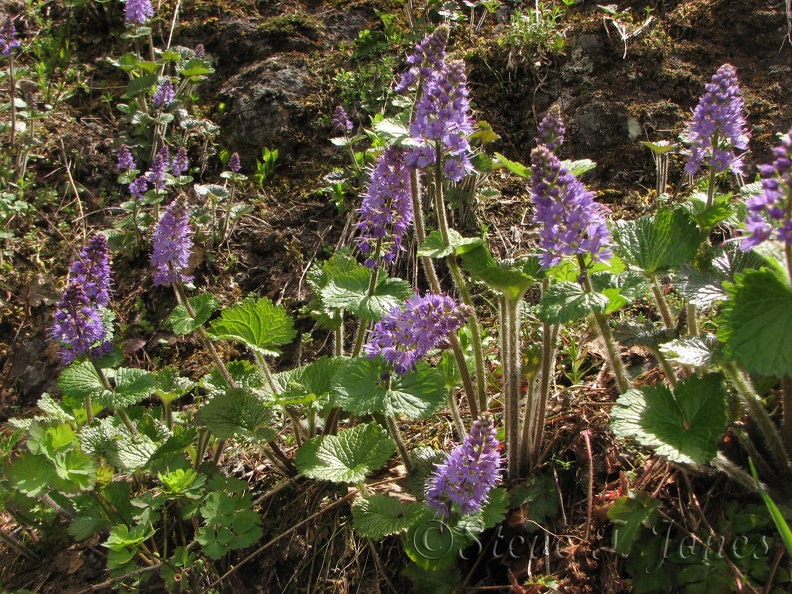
xmin=151 ymin=198 xmax=194 ymax=286
xmin=530 ymin=145 xmax=612 ymax=269
xmin=741 ymin=129 xmax=792 ymax=251
xmin=171 ymin=147 xmax=189 ymax=177
xmin=356 ymin=146 xmax=414 ymax=267
xmin=536 ymin=105 xmax=565 ymax=151
xmin=426 ymin=413 xmax=502 ymax=518
xmin=52 ymin=284 xmax=110 ymax=365
xmin=117 ymin=144 xmax=136 ymax=170
xmin=194 ymin=44 xmax=205 ymax=59
xmin=147 ymin=145 xmax=170 ymax=190
xmin=70 ymin=235 xmax=111 ymax=307
xmin=228 ymin=152 xmax=241 ymax=173
xmin=364 ymin=292 xmax=471 ymax=374
xmin=125 ymin=0 xmax=154 ymax=25
xmin=395 ymin=26 xmax=449 ymax=93
xmin=130 ymin=175 xmax=148 ymax=200
xmin=684 ymin=63 xmax=749 ymax=176
xmin=0 ymin=18 xmax=20 ymax=57
xmin=333 ymin=106 xmax=353 ymax=132
xmin=152 ymin=79 xmax=175 ymax=108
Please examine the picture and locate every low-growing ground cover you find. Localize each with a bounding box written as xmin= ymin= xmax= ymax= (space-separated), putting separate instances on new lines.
xmin=1 ymin=0 xmax=792 ymax=592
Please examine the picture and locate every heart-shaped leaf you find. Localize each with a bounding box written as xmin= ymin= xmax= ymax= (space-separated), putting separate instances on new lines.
xmin=295 ymin=422 xmax=395 ymax=484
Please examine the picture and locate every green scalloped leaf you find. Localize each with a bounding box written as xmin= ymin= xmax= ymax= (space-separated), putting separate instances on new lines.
xmin=717 ymin=268 xmax=792 ymax=377
xmin=6 ymin=452 xmax=56 ymax=497
xmin=207 ymin=296 xmax=296 ymax=357
xmin=152 ymin=368 xmax=194 ymax=404
xmin=295 ymin=422 xmax=395 ymax=484
xmin=537 ymin=282 xmax=609 ymax=324
xmin=659 ymin=335 xmax=719 ymax=368
xmin=98 ymin=368 xmax=157 ymax=409
xmin=58 ymin=360 xmax=104 ymax=400
xmin=494 ymin=152 xmax=530 ymax=178
xmin=353 ymin=494 xmax=424 ymax=539
xmin=199 ymin=387 xmax=276 ymax=444
xmin=266 ymin=356 xmax=347 ymax=407
xmin=612 ymin=208 xmax=700 ymax=274
xmin=417 ymin=229 xmax=463 ymax=258
xmin=168 ymin=294 xmax=219 ymax=335
xmin=356 ymin=277 xmax=414 ymax=320
xmin=610 ymin=373 xmax=727 ymax=464
xmin=457 ymin=240 xmax=542 ymax=301
xmin=331 ymin=358 xmax=446 ymax=420
xmin=608 ymin=492 xmax=660 ymax=555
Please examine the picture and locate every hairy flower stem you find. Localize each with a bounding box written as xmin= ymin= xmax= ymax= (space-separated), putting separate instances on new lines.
xmin=530 ymin=312 xmax=560 ymax=470
xmin=723 ymin=362 xmax=791 ymax=474
xmin=650 ymin=347 xmax=678 ymax=388
xmin=500 ymin=294 xmax=523 ymax=479
xmin=706 ymin=162 xmax=717 ymax=209
xmin=351 ymin=238 xmax=382 ymax=358
xmin=686 ymin=303 xmax=699 ymax=337
xmin=255 ymin=352 xmax=304 ymax=446
xmin=784 ymin=374 xmax=792 ymax=459
xmin=433 ymin=146 xmax=488 ymax=412
xmin=8 ymin=55 xmax=16 ymax=151
xmin=518 ymin=374 xmax=535 ymax=476
xmin=410 ymin=169 xmax=478 ymax=418
xmin=385 ymin=414 xmax=413 ymax=472
xmin=446 ymin=389 xmax=466 ymax=438
xmin=578 ymin=255 xmax=631 ymax=393
xmin=650 ymin=276 xmax=675 ymax=330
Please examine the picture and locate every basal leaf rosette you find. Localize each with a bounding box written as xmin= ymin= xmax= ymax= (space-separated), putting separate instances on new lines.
xmin=610 ymin=373 xmax=727 ymax=465
xmin=295 ymin=422 xmax=396 ymax=484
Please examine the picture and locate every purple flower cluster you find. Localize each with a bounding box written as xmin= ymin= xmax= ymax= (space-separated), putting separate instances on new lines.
xmin=0 ymin=18 xmax=20 ymax=57
xmin=124 ymin=0 xmax=154 ymax=25
xmin=69 ymin=235 xmax=112 ymax=307
xmin=536 ymin=105 xmax=565 ymax=152
xmin=171 ymin=147 xmax=189 ymax=177
xmin=364 ymin=292 xmax=470 ymax=374
xmin=407 ymin=59 xmax=475 ymax=182
xmin=130 ymin=175 xmax=148 ymax=200
xmin=333 ymin=106 xmax=353 ymax=133
xmin=684 ymin=63 xmax=749 ymax=176
xmin=426 ymin=414 xmax=502 ymax=517
xmin=52 ymin=235 xmax=113 ymax=365
xmin=151 ymin=197 xmax=194 ymax=286
xmin=530 ymin=145 xmax=612 ymax=269
xmin=117 ymin=144 xmax=136 ymax=170
xmin=227 ymin=152 xmax=241 ymax=173
xmin=742 ymin=129 xmax=792 ymax=251
xmin=147 ymin=145 xmax=170 ymax=190
xmin=395 ymin=26 xmax=449 ymax=93
xmin=193 ymin=44 xmax=205 ymax=59
xmin=356 ymin=146 xmax=414 ymax=267
xmin=152 ymin=80 xmax=175 ymax=108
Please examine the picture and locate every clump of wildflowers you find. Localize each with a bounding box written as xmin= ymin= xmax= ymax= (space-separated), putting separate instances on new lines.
xmin=193 ymin=43 xmax=205 ymax=59
xmin=69 ymin=234 xmax=111 ymax=307
xmin=0 ymin=18 xmax=20 ymax=57
xmin=364 ymin=292 xmax=471 ymax=374
xmin=684 ymin=63 xmax=749 ymax=176
xmin=117 ymin=145 xmax=136 ymax=170
xmin=152 ymin=80 xmax=175 ymax=108
xmin=124 ymin=0 xmax=154 ymax=25
xmin=536 ymin=105 xmax=565 ymax=152
xmin=171 ymin=147 xmax=189 ymax=177
xmin=357 ymin=146 xmax=414 ymax=267
xmin=151 ymin=197 xmax=194 ymax=286
xmin=530 ymin=145 xmax=612 ymax=269
xmin=741 ymin=129 xmax=792 ymax=251
xmin=426 ymin=413 xmax=502 ymax=517
xmin=52 ymin=234 xmax=113 ymax=365
xmin=333 ymin=106 xmax=353 ymax=133
xmin=227 ymin=152 xmax=241 ymax=173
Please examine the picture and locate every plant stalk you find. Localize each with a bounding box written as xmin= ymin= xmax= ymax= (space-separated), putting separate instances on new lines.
xmin=577 ymin=255 xmax=630 ymax=393
xmin=650 ymin=275 xmax=675 ymax=330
